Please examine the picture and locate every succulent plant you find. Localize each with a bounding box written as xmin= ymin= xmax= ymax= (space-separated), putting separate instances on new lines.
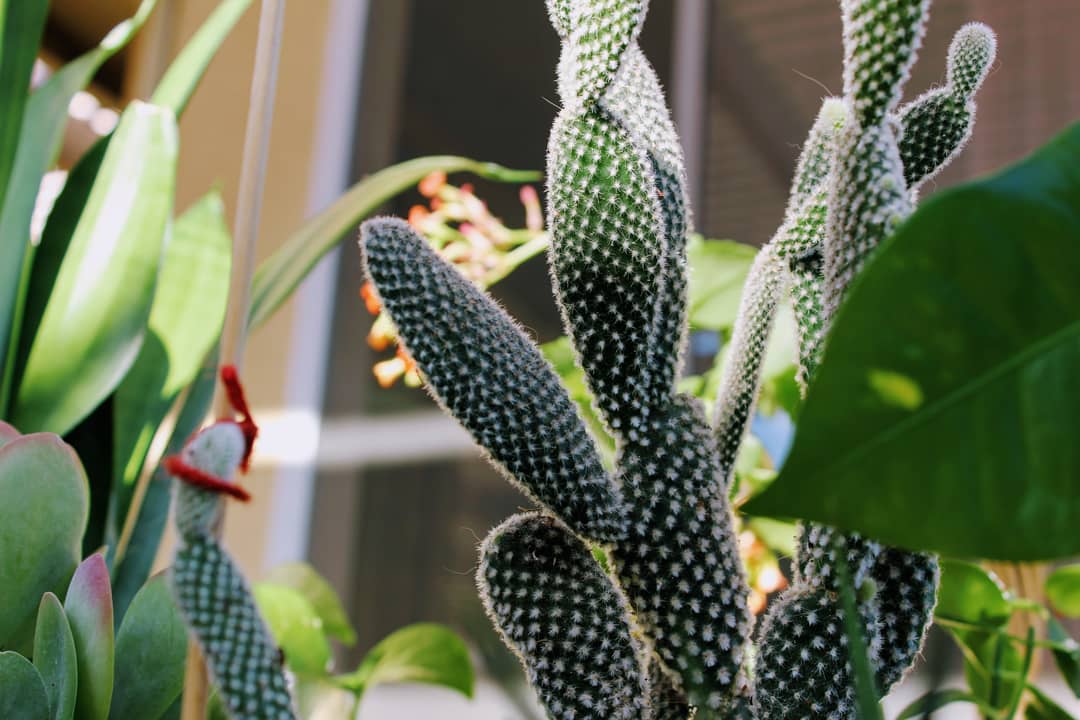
xmin=360 ymin=1 xmax=996 ymax=717
xmin=167 ymin=367 xmax=297 ymax=720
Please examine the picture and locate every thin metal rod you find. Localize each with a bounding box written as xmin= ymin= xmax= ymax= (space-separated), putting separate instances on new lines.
xmin=180 ymin=0 xmax=286 ymax=717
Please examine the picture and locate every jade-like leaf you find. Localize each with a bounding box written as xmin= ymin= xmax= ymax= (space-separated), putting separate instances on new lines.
xmin=248 ymin=157 xmax=538 ymax=329
xmin=337 ymin=623 xmax=474 ymax=699
xmin=108 ymin=191 xmax=231 ymax=552
xmin=33 ymin=593 xmax=78 ymax=720
xmin=252 ymin=582 xmax=332 ymax=677
xmin=0 ymin=651 xmax=50 ymax=720
xmin=109 ymin=575 xmax=187 ymax=720
xmin=150 ymin=0 xmax=253 ymax=115
xmin=0 ymin=434 xmax=88 ymax=652
xmin=686 ymin=235 xmax=757 ymax=331
xmin=64 ymin=554 xmax=115 ymax=720
xmin=12 ymin=101 xmax=179 ymax=435
xmin=0 ymin=0 xmax=156 ymax=394
xmin=744 ymin=124 xmax=1080 ymax=561
xmin=1046 ymin=565 xmax=1080 ymax=618
xmin=0 ymin=419 xmax=19 ymax=449
xmin=265 ymin=562 xmax=356 ymax=645
xmin=935 ymin=560 xmax=1013 ymax=627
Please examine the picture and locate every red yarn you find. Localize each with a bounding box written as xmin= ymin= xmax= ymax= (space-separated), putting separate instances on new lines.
xmin=220 ymin=364 xmax=258 ymax=472
xmin=162 ymin=455 xmax=252 ymax=502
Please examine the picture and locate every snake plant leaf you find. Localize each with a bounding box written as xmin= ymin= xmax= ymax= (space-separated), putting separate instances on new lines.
xmin=0 ymin=434 xmax=88 ymax=653
xmin=109 ymin=575 xmax=187 ymax=720
xmin=0 ymin=0 xmax=155 ymax=397
xmin=0 ymin=651 xmax=50 ymax=720
xmin=108 ymin=191 xmax=231 ymax=552
xmin=0 ymin=0 xmax=48 ymax=201
xmin=12 ymin=101 xmax=178 ymax=436
xmin=745 ymin=123 xmax=1080 ymax=561
xmin=64 ymin=554 xmax=114 ymax=720
xmin=249 ymin=156 xmax=538 ymax=329
xmin=33 ymin=593 xmax=78 ymax=720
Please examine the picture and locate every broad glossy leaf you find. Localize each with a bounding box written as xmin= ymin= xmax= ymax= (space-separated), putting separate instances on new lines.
xmin=895 ymin=689 xmax=987 ymax=719
xmin=253 ymin=583 xmax=332 ymax=677
xmin=1047 ymin=565 xmax=1080 ymax=617
xmin=1048 ymin=617 xmax=1080 ymax=698
xmin=294 ymin=678 xmax=358 ymax=720
xmin=110 ymin=575 xmax=187 ymax=720
xmin=110 ymin=361 xmax=216 ymax=620
xmin=108 ymin=191 xmax=231 ymax=551
xmin=744 ymin=124 xmax=1080 ymax=560
xmin=150 ymin=0 xmax=253 ymax=115
xmin=686 ymin=235 xmax=757 ymax=331
xmin=249 ymin=157 xmax=538 ymax=328
xmin=0 ymin=651 xmax=50 ymax=720
xmin=935 ymin=560 xmax=1012 ymax=627
xmin=33 ymin=593 xmax=78 ymax=720
xmin=265 ymin=562 xmax=356 ymax=645
xmin=337 ymin=623 xmax=473 ymax=699
xmin=0 ymin=0 xmax=155 ymax=387
xmin=0 ymin=434 xmax=88 ymax=651
xmin=64 ymin=554 xmax=115 ymax=720
xmin=12 ymin=101 xmax=179 ymax=435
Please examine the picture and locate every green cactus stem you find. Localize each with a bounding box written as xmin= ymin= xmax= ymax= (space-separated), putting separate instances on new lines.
xmin=477 ymin=513 xmax=649 ymax=720
xmin=167 ymin=368 xmax=296 ymax=720
xmin=361 ymin=217 xmax=628 ymax=543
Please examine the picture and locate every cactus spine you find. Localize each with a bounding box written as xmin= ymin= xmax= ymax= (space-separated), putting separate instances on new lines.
xmin=360 ymin=1 xmax=995 ymax=718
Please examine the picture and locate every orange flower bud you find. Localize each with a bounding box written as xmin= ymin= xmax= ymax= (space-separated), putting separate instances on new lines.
xmin=359 ymin=282 xmax=382 ymax=315
xmin=419 ymin=171 xmax=447 ymax=198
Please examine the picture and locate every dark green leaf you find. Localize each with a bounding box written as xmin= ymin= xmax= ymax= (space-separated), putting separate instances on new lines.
xmin=336 ymin=623 xmax=474 ymax=700
xmin=252 ymin=583 xmax=332 ymax=677
xmin=0 ymin=0 xmax=155 ymax=399
xmin=1047 ymin=565 xmax=1080 ymax=617
xmin=32 ymin=593 xmax=78 ymax=720
xmin=64 ymin=554 xmax=114 ymax=720
xmin=686 ymin=235 xmax=757 ymax=331
xmin=895 ymin=689 xmax=985 ymax=719
xmin=249 ymin=157 xmax=538 ymax=329
xmin=0 ymin=651 xmax=50 ymax=720
xmin=744 ymin=123 xmax=1080 ymax=561
xmin=265 ymin=563 xmax=356 ymax=646
xmin=150 ymin=0 xmax=253 ymax=115
xmin=0 ymin=434 xmax=88 ymax=652
xmin=108 ymin=192 xmax=231 ymax=552
xmin=12 ymin=102 xmax=179 ymax=435
xmin=110 ymin=575 xmax=187 ymax=720
xmin=935 ymin=560 xmax=1013 ymax=627
xmin=1048 ymin=617 xmax=1080 ymax=698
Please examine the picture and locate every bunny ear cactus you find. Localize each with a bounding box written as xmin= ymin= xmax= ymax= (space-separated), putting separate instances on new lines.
xmin=361 ymin=0 xmax=996 ymax=717
xmin=166 ymin=367 xmax=297 ymax=720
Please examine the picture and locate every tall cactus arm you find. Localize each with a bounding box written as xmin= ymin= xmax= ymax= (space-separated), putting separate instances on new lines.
xmin=360 ymin=218 xmax=627 ymax=543
xmin=167 ymin=369 xmax=297 ymax=720
xmin=547 ymin=108 xmax=670 ymax=441
xmin=477 ymin=513 xmax=650 ymax=720
xmin=614 ymin=395 xmax=751 ymax=717
xmin=549 ymin=0 xmax=647 ymax=108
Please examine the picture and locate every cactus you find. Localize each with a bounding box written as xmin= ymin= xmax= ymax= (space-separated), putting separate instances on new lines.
xmin=167 ymin=368 xmax=297 ymax=720
xmin=360 ymin=1 xmax=995 ymax=718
